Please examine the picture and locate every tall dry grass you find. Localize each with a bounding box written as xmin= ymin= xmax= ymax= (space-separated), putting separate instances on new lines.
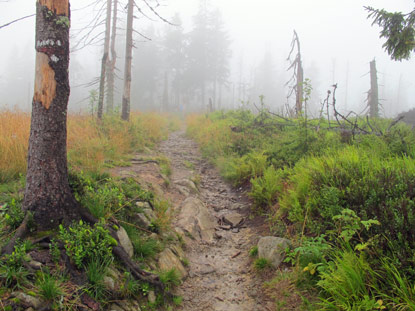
xmin=0 ymin=110 xmax=30 ymax=182
xmin=0 ymin=110 xmax=174 ymax=182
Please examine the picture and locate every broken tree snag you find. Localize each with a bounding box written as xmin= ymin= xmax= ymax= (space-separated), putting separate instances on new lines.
xmin=23 ymin=0 xmax=81 ymax=231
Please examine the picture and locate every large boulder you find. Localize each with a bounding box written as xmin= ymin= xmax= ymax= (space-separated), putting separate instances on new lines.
xmin=158 ymin=248 xmax=188 ymax=279
xmin=176 ymin=197 xmax=216 ymax=242
xmin=257 ymin=236 xmax=291 ymax=268
xmin=116 ymin=226 xmax=134 ymax=258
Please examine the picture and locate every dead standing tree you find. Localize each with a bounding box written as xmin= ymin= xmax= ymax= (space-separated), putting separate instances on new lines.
xmin=121 ymin=0 xmax=134 ymax=121
xmin=368 ymin=59 xmax=379 ymax=118
xmin=286 ymin=30 xmax=304 ymax=117
xmin=121 ymin=0 xmax=175 ymax=121
xmin=106 ymin=0 xmax=118 ymax=113
xmin=97 ymin=0 xmax=112 ymax=119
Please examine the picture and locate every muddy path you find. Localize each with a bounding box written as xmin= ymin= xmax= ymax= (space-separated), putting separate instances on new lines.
xmin=158 ymin=131 xmax=273 ymax=311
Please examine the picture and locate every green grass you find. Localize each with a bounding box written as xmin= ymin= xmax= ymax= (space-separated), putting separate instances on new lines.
xmin=249 ymin=246 xmax=258 ymax=257
xmin=254 ymin=258 xmax=272 ymax=271
xmin=159 ymin=268 xmax=181 ymax=291
xmin=36 ymin=271 xmax=64 ymax=302
xmin=85 ymin=259 xmax=110 ymax=300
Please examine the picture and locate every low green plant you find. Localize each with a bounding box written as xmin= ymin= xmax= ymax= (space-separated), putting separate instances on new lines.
xmin=0 ymin=241 xmax=31 ymax=289
xmin=181 ymin=257 xmax=190 ymax=267
xmin=58 ymin=220 xmax=116 ymax=268
xmin=249 ymin=165 xmax=282 ymax=208
xmin=317 ymin=250 xmax=380 ymax=310
xmin=159 ymin=268 xmax=181 ymax=291
xmin=183 ymin=160 xmax=194 ymax=169
xmin=173 ymin=295 xmax=183 ymax=306
xmin=120 ymin=272 xmax=141 ymax=298
xmin=254 ymin=258 xmax=272 ymax=271
xmin=1 ymin=198 xmax=24 ymax=229
xmin=0 ymin=264 xmax=29 ymax=289
xmin=49 ymin=240 xmax=61 ymax=264
xmin=85 ymin=259 xmax=110 ymax=300
xmin=36 ymin=270 xmax=64 ymax=303
xmin=132 ymin=236 xmax=160 ymax=261
xmin=380 ymin=260 xmax=415 ymax=310
xmin=249 ymin=246 xmax=258 ymax=257
xmin=159 ymin=156 xmax=172 ymax=177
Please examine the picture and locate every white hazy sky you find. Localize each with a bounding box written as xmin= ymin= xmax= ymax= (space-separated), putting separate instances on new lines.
xmin=0 ymin=0 xmax=414 ymax=114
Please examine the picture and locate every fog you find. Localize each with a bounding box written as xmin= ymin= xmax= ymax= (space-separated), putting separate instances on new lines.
xmin=0 ymin=0 xmax=414 ymax=117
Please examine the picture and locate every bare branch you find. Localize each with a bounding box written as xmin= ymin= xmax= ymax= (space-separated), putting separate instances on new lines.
xmin=0 ymin=14 xmax=35 ymax=30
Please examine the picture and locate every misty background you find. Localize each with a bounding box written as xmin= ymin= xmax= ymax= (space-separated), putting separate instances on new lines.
xmin=0 ymin=0 xmax=413 ymax=117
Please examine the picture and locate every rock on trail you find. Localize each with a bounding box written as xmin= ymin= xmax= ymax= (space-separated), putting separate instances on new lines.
xmin=159 ymin=131 xmax=273 ymax=311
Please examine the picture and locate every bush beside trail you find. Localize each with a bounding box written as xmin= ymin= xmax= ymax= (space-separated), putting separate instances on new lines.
xmin=187 ymin=109 xmax=415 ymax=310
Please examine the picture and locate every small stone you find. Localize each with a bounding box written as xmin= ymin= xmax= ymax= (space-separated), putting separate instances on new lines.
xmin=258 ymin=236 xmax=291 ymax=268
xmin=143 ymin=208 xmax=156 ymax=220
xmin=132 ymin=212 xmax=152 ymax=229
xmin=224 ymin=213 xmax=244 ymax=227
xmin=148 ymin=291 xmax=156 ymax=304
xmin=103 ymin=276 xmax=115 ymax=291
xmin=136 ymin=201 xmax=152 ymax=209
xmin=158 ymin=248 xmax=188 ymax=279
xmin=11 ymin=292 xmax=42 ymax=309
xmin=28 ymin=260 xmax=42 ymax=270
xmin=116 ymin=226 xmax=134 ymax=258
xmin=108 ymin=303 xmax=124 ymax=311
xmin=231 ymin=228 xmax=239 ymax=233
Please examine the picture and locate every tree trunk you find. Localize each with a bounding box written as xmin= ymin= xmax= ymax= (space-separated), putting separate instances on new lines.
xmin=162 ymin=71 xmax=169 ymax=112
xmin=294 ymin=30 xmax=303 ymax=117
xmin=106 ymin=0 xmax=118 ymax=114
xmin=121 ymin=0 xmax=133 ymax=121
xmin=97 ymin=0 xmax=112 ymax=119
xmin=24 ymin=0 xmax=80 ymax=230
xmin=369 ymin=59 xmax=379 ymax=118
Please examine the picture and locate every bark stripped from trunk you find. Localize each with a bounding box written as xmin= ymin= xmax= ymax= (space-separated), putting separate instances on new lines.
xmin=106 ymin=0 xmax=118 ymax=113
xmin=97 ymin=0 xmax=112 ymax=119
xmin=24 ymin=0 xmax=80 ymax=230
xmin=121 ymin=0 xmax=133 ymax=121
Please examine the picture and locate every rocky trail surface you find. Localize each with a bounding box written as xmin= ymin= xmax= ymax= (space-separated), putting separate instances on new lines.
xmin=158 ymin=131 xmax=274 ymax=311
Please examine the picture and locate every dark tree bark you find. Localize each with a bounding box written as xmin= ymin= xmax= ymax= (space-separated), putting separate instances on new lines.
xmin=24 ymin=0 xmax=80 ymax=230
xmin=121 ymin=0 xmax=133 ymax=121
xmin=97 ymin=0 xmax=112 ymax=119
xmin=106 ymin=0 xmax=118 ymax=113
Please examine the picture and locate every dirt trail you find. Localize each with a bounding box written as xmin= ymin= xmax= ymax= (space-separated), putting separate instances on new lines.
xmin=159 ymin=131 xmax=273 ymax=311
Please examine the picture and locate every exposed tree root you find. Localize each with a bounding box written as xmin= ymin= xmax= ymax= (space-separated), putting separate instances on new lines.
xmin=1 ymin=207 xmax=169 ymax=295
xmin=1 ymin=213 xmax=31 ymax=255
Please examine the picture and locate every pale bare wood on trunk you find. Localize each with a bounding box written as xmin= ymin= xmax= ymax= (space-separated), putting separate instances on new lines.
xmin=121 ymin=0 xmax=133 ymax=121
xmin=106 ymin=0 xmax=118 ymax=113
xmin=294 ymin=30 xmax=304 ymax=117
xmin=369 ymin=59 xmax=379 ymax=118
xmin=97 ymin=0 xmax=112 ymax=119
